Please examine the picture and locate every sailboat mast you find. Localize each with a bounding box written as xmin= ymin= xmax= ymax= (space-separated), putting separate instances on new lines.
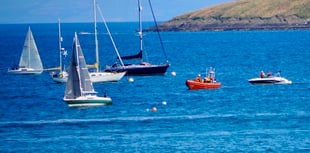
xmin=138 ymin=0 xmax=143 ymax=62
xmin=58 ymin=18 xmax=62 ymax=71
xmin=28 ymin=27 xmax=31 ymax=68
xmin=94 ymin=0 xmax=99 ymax=72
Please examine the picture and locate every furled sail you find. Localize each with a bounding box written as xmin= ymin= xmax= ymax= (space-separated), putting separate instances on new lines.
xmin=119 ymin=50 xmax=142 ymax=60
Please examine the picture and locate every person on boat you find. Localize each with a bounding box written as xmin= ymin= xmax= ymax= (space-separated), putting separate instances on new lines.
xmin=50 ymin=71 xmax=58 ymax=78
xmin=10 ymin=65 xmax=19 ymax=70
xmin=204 ymin=77 xmax=211 ymax=83
xmin=260 ymin=71 xmax=265 ymax=78
xmin=203 ymin=67 xmax=216 ymax=83
xmin=267 ymin=71 xmax=273 ymax=77
xmin=141 ymin=62 xmax=151 ymax=66
xmin=213 ymin=78 xmax=217 ymax=83
xmin=111 ymin=62 xmax=119 ymax=68
xmin=210 ymin=77 xmax=215 ymax=83
xmin=195 ymin=74 xmax=201 ymax=82
xmin=275 ymin=71 xmax=281 ymax=77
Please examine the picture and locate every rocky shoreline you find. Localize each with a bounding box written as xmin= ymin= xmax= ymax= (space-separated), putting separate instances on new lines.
xmin=147 ymin=23 xmax=310 ymax=32
xmin=147 ymin=16 xmax=310 ymax=32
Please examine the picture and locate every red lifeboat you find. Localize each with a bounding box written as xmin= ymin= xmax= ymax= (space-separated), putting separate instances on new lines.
xmin=186 ymin=80 xmax=221 ymax=90
xmin=186 ymin=67 xmax=221 ymax=90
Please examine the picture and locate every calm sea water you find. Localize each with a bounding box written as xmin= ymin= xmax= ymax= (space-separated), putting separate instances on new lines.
xmin=0 ymin=23 xmax=309 ymax=152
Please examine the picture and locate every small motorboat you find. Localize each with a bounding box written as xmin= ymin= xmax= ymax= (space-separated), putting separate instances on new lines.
xmin=248 ymin=77 xmax=292 ymax=84
xmin=248 ymin=71 xmax=292 ymax=84
xmin=186 ymin=67 xmax=221 ymax=90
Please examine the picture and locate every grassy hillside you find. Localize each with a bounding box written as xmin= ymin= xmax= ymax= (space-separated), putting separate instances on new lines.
xmin=152 ymin=0 xmax=310 ymax=31
xmin=186 ymin=0 xmax=310 ymax=19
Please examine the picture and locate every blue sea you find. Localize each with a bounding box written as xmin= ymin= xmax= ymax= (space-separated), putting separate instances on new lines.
xmin=0 ymin=22 xmax=309 ymax=152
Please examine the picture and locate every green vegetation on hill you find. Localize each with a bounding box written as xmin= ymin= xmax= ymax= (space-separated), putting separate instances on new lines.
xmin=151 ymin=0 xmax=310 ymax=31
xmin=189 ymin=0 xmax=310 ymax=18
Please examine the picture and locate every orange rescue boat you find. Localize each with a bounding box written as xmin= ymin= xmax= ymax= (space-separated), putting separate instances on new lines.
xmin=186 ymin=67 xmax=221 ymax=90
xmin=186 ymin=80 xmax=221 ymax=90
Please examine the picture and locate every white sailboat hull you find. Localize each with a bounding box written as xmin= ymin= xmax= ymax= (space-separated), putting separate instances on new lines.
xmin=89 ymin=71 xmax=126 ymax=83
xmin=8 ymin=68 xmax=42 ymax=75
xmin=52 ymin=71 xmax=125 ymax=83
xmin=63 ymin=95 xmax=112 ymax=107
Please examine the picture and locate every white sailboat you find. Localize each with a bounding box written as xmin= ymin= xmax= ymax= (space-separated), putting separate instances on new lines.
xmin=88 ymin=0 xmax=126 ymax=82
xmin=52 ymin=0 xmax=125 ymax=83
xmin=63 ymin=32 xmax=112 ymax=107
xmin=50 ymin=19 xmax=68 ymax=83
xmin=8 ymin=27 xmax=43 ymax=75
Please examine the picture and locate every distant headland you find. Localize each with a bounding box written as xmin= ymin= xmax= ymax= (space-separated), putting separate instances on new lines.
xmin=147 ymin=0 xmax=310 ymax=31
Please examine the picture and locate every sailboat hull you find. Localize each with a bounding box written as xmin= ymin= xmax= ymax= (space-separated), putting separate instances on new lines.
xmin=64 ymin=96 xmax=112 ymax=107
xmin=105 ymin=63 xmax=169 ymax=75
xmin=51 ymin=71 xmax=126 ymax=83
xmin=89 ymin=71 xmax=126 ymax=82
xmin=8 ymin=68 xmax=42 ymax=75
